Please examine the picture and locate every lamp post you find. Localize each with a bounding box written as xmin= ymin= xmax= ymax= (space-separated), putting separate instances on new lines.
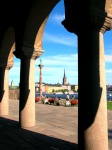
xmin=38 ymin=59 xmax=44 ymax=99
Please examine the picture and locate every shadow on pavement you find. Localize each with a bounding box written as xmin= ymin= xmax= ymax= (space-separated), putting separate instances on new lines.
xmin=0 ymin=117 xmax=78 ymax=150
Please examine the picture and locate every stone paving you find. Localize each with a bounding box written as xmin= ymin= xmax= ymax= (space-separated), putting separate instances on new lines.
xmin=0 ymin=99 xmax=112 ymax=149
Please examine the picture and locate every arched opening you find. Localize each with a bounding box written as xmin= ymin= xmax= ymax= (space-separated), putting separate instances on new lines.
xmin=8 ymin=0 xmax=78 ymax=146
xmin=104 ymin=30 xmax=112 ymax=86
xmin=3 ymin=0 xmax=111 ymax=149
xmin=9 ymin=56 xmax=20 ymax=99
xmin=0 ymin=26 xmax=15 ymax=115
xmin=35 ymin=0 xmax=78 ymax=144
xmin=104 ymin=30 xmax=112 ymax=147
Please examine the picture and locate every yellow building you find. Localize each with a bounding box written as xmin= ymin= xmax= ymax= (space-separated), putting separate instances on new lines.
xmin=71 ymin=85 xmax=78 ymax=92
xmin=11 ymin=80 xmax=14 ymax=87
xmin=75 ymin=85 xmax=78 ymax=92
xmin=45 ymin=85 xmax=63 ymax=93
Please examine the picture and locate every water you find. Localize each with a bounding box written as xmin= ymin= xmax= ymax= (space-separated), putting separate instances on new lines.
xmin=35 ymin=93 xmax=78 ymax=99
xmin=107 ymin=92 xmax=112 ymax=101
xmin=36 ymin=92 xmax=112 ymax=101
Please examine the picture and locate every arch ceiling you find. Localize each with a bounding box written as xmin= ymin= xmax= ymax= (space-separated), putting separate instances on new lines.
xmin=0 ymin=0 xmax=60 ymax=66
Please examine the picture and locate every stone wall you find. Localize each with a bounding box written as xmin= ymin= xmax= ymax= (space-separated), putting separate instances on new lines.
xmin=9 ymin=89 xmax=20 ymax=100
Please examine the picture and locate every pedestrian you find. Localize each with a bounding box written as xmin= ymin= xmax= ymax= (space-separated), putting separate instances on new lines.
xmin=59 ymin=96 xmax=62 ymax=100
xmin=65 ymin=94 xmax=71 ymax=106
xmin=55 ymin=96 xmax=58 ymax=101
xmin=66 ymin=93 xmax=69 ymax=100
xmin=44 ymin=95 xmax=46 ymax=99
xmin=71 ymin=95 xmax=75 ymax=100
xmin=44 ymin=96 xmax=49 ymax=104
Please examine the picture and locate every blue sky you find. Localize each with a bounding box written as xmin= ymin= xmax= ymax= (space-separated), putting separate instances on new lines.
xmin=9 ymin=0 xmax=112 ymax=86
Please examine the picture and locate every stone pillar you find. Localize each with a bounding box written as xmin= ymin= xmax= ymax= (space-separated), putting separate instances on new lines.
xmin=0 ymin=66 xmax=11 ymax=116
xmin=38 ymin=59 xmax=44 ymax=98
xmin=78 ymin=31 xmax=108 ymax=150
xmin=62 ymin=4 xmax=112 ymax=150
xmin=19 ymin=47 xmax=43 ymax=128
xmin=77 ymin=12 xmax=112 ymax=150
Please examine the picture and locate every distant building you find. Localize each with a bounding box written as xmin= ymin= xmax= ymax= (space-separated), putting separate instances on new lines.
xmin=9 ymin=89 xmax=20 ymax=100
xmin=35 ymin=82 xmax=45 ymax=93
xmin=106 ymin=85 xmax=112 ymax=91
xmin=9 ymin=80 xmax=19 ymax=89
xmin=9 ymin=80 xmax=20 ymax=100
xmin=71 ymin=85 xmax=78 ymax=92
xmin=35 ymin=68 xmax=78 ymax=93
xmin=63 ymin=69 xmax=67 ymax=85
xmin=44 ymin=85 xmax=63 ymax=93
xmin=11 ymin=80 xmax=14 ymax=87
xmin=35 ymin=82 xmax=71 ymax=94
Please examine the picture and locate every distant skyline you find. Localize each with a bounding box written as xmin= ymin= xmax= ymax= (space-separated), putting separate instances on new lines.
xmin=9 ymin=0 xmax=112 ymax=86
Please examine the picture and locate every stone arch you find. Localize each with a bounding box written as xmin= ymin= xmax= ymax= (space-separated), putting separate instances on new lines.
xmin=21 ymin=0 xmax=60 ymax=57
xmin=0 ymin=26 xmax=15 ymax=116
xmin=0 ymin=26 xmax=15 ymax=69
xmin=0 ymin=1 xmax=111 ymax=149
xmin=16 ymin=0 xmax=63 ymax=128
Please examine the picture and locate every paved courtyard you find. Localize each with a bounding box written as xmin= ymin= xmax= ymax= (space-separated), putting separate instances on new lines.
xmin=0 ymin=99 xmax=112 ymax=149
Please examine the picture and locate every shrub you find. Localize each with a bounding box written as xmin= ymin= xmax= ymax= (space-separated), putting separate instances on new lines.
xmin=35 ymin=97 xmax=40 ymax=102
xmin=48 ymin=98 xmax=55 ymax=105
xmin=54 ymin=99 xmax=59 ymax=106
xmin=71 ymin=99 xmax=78 ymax=106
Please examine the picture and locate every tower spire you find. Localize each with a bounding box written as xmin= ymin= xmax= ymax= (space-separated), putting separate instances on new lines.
xmin=63 ymin=68 xmax=67 ymax=85
xmin=64 ymin=68 xmax=66 ymax=78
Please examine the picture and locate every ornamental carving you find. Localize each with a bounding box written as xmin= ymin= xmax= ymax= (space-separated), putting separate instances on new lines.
xmin=90 ymin=7 xmax=112 ymax=33
xmin=34 ymin=40 xmax=42 ymax=50
xmin=21 ymin=46 xmax=44 ymax=60
xmin=32 ymin=49 xmax=44 ymax=60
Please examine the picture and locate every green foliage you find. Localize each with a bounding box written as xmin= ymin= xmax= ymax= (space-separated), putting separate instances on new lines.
xmin=53 ymin=89 xmax=69 ymax=93
xmin=57 ymin=83 xmax=61 ymax=86
xmin=107 ymin=102 xmax=112 ymax=110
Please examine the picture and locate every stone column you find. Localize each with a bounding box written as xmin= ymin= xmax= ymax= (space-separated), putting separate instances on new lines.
xmin=19 ymin=47 xmax=43 ymax=128
xmin=77 ymin=12 xmax=112 ymax=150
xmin=78 ymin=31 xmax=108 ymax=150
xmin=62 ymin=5 xmax=112 ymax=150
xmin=38 ymin=59 xmax=44 ymax=98
xmin=0 ymin=66 xmax=11 ymax=116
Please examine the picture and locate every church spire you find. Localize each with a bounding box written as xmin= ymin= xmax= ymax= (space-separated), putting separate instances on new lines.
xmin=64 ymin=68 xmax=66 ymax=78
xmin=63 ymin=69 xmax=67 ymax=85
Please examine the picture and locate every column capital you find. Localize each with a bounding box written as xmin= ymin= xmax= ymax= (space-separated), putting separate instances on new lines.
xmin=0 ymin=63 xmax=13 ymax=70
xmin=38 ymin=64 xmax=44 ymax=69
xmin=62 ymin=7 xmax=112 ymax=35
xmin=0 ymin=58 xmax=13 ymax=70
xmin=90 ymin=7 xmax=112 ymax=34
xmin=21 ymin=46 xmax=44 ymax=60
xmin=6 ymin=65 xmax=13 ymax=70
xmin=32 ymin=48 xmax=44 ymax=60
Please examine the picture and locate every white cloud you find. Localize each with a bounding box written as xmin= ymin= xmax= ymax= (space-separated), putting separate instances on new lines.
xmin=50 ymin=14 xmax=65 ymax=25
xmin=35 ymin=54 xmax=78 ymax=84
xmin=9 ymin=61 xmax=20 ymax=86
xmin=106 ymin=71 xmax=112 ymax=85
xmin=43 ymin=32 xmax=77 ymax=47
xmin=105 ymin=55 xmax=112 ymax=62
xmin=36 ymin=54 xmax=78 ymax=67
xmin=9 ymin=54 xmax=78 ymax=85
xmin=9 ymin=53 xmax=112 ymax=85
xmin=106 ymin=69 xmax=112 ymax=73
